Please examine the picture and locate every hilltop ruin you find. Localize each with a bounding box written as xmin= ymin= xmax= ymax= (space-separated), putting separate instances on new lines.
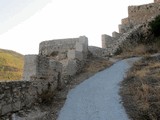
xmin=0 ymin=0 xmax=160 ymax=119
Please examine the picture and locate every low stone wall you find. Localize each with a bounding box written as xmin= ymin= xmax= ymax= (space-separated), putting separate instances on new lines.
xmin=121 ymin=18 xmax=129 ymax=25
xmin=88 ymin=46 xmax=109 ymax=58
xmin=101 ymin=34 xmax=117 ymax=48
xmin=112 ymin=31 xmax=121 ymax=39
xmin=0 ymin=78 xmax=58 ymax=117
xmin=119 ymin=2 xmax=160 ymax=33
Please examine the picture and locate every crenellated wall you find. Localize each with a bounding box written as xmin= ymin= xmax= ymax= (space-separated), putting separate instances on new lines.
xmin=102 ymin=25 xmax=144 ymax=55
xmin=128 ymin=3 xmax=160 ymax=26
xmin=1 ymin=1 xmax=160 ymax=118
xmin=102 ymin=2 xmax=159 ymax=55
xmin=119 ymin=2 xmax=160 ymax=33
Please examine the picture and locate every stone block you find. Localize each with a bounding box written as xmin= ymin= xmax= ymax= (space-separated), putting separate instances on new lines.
xmin=76 ymin=42 xmax=85 ymax=52
xmin=66 ymin=60 xmax=77 ymax=76
xmin=2 ymin=104 xmax=12 ymax=115
xmin=49 ymin=60 xmax=63 ymax=89
xmin=23 ymin=55 xmax=38 ymax=81
xmin=49 ymin=60 xmax=62 ymax=72
xmin=118 ymin=24 xmax=131 ymax=33
xmin=112 ymin=31 xmax=121 ymax=38
xmin=101 ymin=34 xmax=114 ymax=48
xmin=76 ymin=51 xmax=84 ymax=60
xmin=67 ymin=50 xmax=76 ymax=60
xmin=79 ymin=36 xmax=88 ymax=45
xmin=78 ymin=36 xmax=88 ymax=53
xmin=101 ymin=34 xmax=107 ymax=48
xmin=121 ymin=18 xmax=129 ymax=25
xmin=12 ymin=101 xmax=21 ymax=111
xmin=68 ymin=50 xmax=84 ymax=61
xmin=88 ymin=46 xmax=109 ymax=57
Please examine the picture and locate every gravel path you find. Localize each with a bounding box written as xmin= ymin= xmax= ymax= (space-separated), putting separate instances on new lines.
xmin=58 ymin=58 xmax=140 ymax=120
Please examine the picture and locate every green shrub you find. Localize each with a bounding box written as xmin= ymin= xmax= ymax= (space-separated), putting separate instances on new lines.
xmin=114 ymin=48 xmax=123 ymax=55
xmin=149 ymin=15 xmax=160 ymax=37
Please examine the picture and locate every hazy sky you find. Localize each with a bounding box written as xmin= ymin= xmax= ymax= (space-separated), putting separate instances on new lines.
xmin=0 ymin=0 xmax=153 ymax=54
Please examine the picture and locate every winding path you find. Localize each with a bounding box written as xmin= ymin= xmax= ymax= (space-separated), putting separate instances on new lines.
xmin=58 ymin=58 xmax=140 ymax=120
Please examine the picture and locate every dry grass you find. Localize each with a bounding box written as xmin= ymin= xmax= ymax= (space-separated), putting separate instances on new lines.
xmin=134 ymin=44 xmax=148 ymax=55
xmin=115 ymin=44 xmax=158 ymax=59
xmin=83 ymin=56 xmax=112 ymax=73
xmin=120 ymin=55 xmax=160 ymax=120
xmin=0 ymin=49 xmax=24 ymax=80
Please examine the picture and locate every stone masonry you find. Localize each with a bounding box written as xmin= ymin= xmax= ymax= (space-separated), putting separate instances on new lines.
xmin=102 ymin=1 xmax=160 ymax=55
xmin=1 ymin=1 xmax=160 ymax=118
xmin=0 ymin=36 xmax=89 ymax=117
xmin=119 ymin=2 xmax=160 ymax=33
xmin=24 ymin=36 xmax=88 ymax=87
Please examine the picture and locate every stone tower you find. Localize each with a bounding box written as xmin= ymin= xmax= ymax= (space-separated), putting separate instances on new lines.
xmin=154 ymin=0 xmax=160 ymax=3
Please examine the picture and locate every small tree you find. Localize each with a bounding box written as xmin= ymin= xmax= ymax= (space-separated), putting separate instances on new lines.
xmin=149 ymin=15 xmax=160 ymax=37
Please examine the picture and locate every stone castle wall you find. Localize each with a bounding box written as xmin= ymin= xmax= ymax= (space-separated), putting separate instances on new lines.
xmin=0 ymin=76 xmax=59 ymax=116
xmin=119 ymin=2 xmax=160 ymax=33
xmin=121 ymin=18 xmax=129 ymax=25
xmin=102 ymin=1 xmax=158 ymax=56
xmin=0 ymin=36 xmax=89 ymax=117
xmin=0 ymin=56 xmax=62 ymax=117
xmin=39 ymin=38 xmax=79 ymax=56
xmin=39 ymin=36 xmax=88 ymax=56
xmin=102 ymin=25 xmax=143 ymax=55
xmin=128 ymin=3 xmax=160 ymax=26
xmin=102 ymin=1 xmax=158 ymax=55
xmin=1 ymin=1 xmax=160 ymax=118
xmin=24 ymin=36 xmax=88 ymax=86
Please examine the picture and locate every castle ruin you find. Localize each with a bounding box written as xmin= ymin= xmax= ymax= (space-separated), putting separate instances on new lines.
xmin=23 ymin=36 xmax=88 ymax=88
xmin=0 ymin=0 xmax=160 ymax=118
xmin=102 ymin=1 xmax=160 ymax=55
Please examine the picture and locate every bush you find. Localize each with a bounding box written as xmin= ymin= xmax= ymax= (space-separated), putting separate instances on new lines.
xmin=149 ymin=15 xmax=160 ymax=37
xmin=114 ymin=48 xmax=123 ymax=55
xmin=37 ymin=90 xmax=54 ymax=105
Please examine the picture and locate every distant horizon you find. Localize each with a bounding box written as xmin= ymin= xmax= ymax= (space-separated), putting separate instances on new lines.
xmin=0 ymin=0 xmax=153 ymax=55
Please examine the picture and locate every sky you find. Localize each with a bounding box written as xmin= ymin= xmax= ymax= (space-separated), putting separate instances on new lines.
xmin=0 ymin=0 xmax=153 ymax=55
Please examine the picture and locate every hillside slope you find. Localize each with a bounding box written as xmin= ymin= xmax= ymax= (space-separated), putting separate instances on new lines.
xmin=0 ymin=49 xmax=24 ymax=80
